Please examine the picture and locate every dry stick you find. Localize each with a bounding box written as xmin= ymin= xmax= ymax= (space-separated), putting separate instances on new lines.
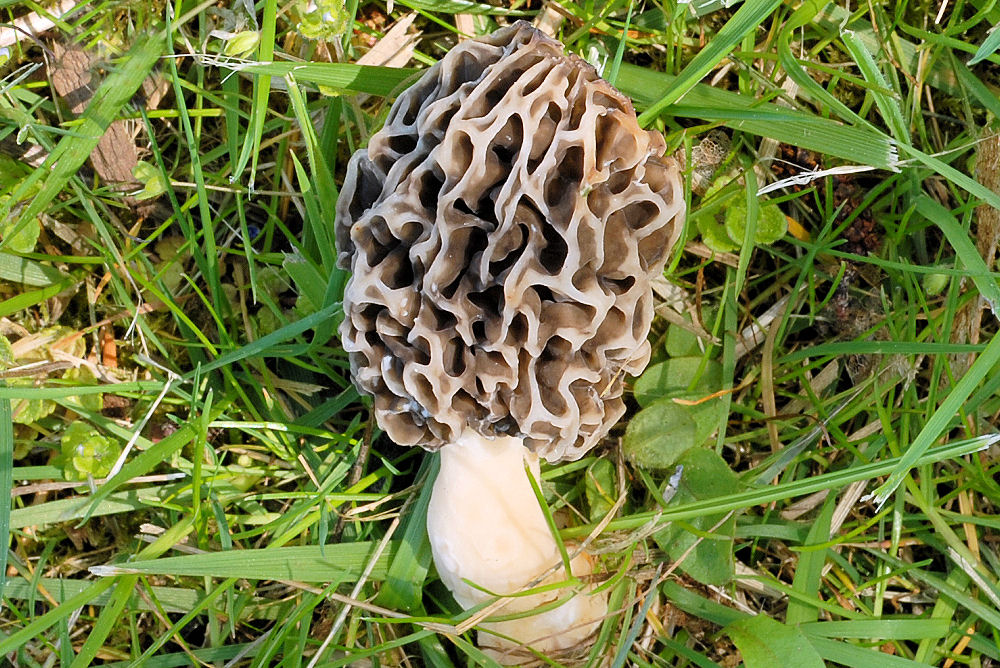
xmin=331 ymin=414 xmax=375 ymax=540
xmin=12 ymin=473 xmax=184 ymax=497
xmin=104 ymin=374 xmax=178 ymax=480
xmin=760 ymin=302 xmax=784 ymax=453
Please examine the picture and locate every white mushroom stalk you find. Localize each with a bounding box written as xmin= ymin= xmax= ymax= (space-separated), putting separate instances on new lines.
xmin=427 ymin=432 xmax=606 ymax=662
xmin=334 ymin=22 xmax=685 ymax=664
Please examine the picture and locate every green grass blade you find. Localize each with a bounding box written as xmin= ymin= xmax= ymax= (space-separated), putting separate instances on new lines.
xmin=801 ymin=619 xmax=950 ymax=639
xmin=0 ymin=252 xmax=69 ymax=286
xmin=81 ymin=400 xmax=229 ymax=522
xmin=69 ymin=575 xmax=139 ymax=668
xmin=917 ymin=195 xmax=1000 ymax=307
xmin=841 ymin=30 xmax=909 ymax=143
xmin=89 ymin=543 xmax=399 ymax=582
xmin=870 ymin=551 xmax=1000 ymax=631
xmin=0 ymin=578 xmax=118 ymax=655
xmin=0 ymin=278 xmax=78 ymax=319
xmin=870 ymin=334 xmax=1000 ymax=507
xmin=610 ymin=579 xmax=658 ymax=668
xmin=781 ymin=341 xmax=987 ymax=363
xmin=0 ymin=381 xmax=162 ymax=401
xmin=807 ymin=637 xmax=936 ymax=667
xmin=969 ymin=24 xmax=1000 ymax=64
xmin=868 ymin=197 xmax=1000 ymax=506
xmin=231 ymin=0 xmax=277 ymax=190
xmin=603 ymin=0 xmax=634 ymax=87
xmin=377 ymin=456 xmax=436 ymax=611
xmin=616 ymin=65 xmax=897 ymax=168
xmin=785 ymin=493 xmax=835 ymax=625
xmin=903 ymin=146 xmax=1000 ymax=212
xmin=395 ymin=0 xmax=532 ymax=14
xmin=9 ymin=487 xmax=197 ymax=529
xmin=776 ymin=0 xmax=873 ymax=130
xmin=3 ymin=576 xmax=209 ymax=614
xmin=0 ymin=396 xmax=10 ymax=605
xmin=953 ymin=59 xmax=1000 ymax=119
xmin=637 ymin=0 xmax=783 ymax=126
xmin=193 ymin=302 xmax=340 ymax=376
xmin=218 ymin=62 xmax=418 ymax=97
xmin=726 ymin=615 xmax=825 ymax=668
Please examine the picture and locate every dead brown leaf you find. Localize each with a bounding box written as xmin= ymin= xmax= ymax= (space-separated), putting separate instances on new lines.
xmin=50 ymin=42 xmax=139 ymax=189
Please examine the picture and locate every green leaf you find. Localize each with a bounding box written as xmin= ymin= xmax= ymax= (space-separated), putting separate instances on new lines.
xmin=284 ymin=253 xmax=327 ymax=315
xmin=0 ymin=578 xmax=117 ymax=656
xmin=654 ymin=449 xmax=738 ymax=585
xmin=662 ymin=580 xmax=748 ymax=627
xmin=726 ymin=615 xmax=825 ymax=668
xmin=191 ymin=302 xmax=339 ymax=377
xmin=61 ymin=366 xmax=104 ymax=413
xmin=132 ymin=160 xmax=167 ymax=200
xmin=617 ymin=65 xmax=897 ymax=169
xmin=785 ymin=493 xmax=836 ymax=625
xmin=808 ymin=637 xmax=937 ymax=667
xmin=623 ymin=399 xmax=696 ymax=469
xmin=724 ymin=201 xmax=787 ymax=246
xmin=627 ymin=357 xmax=726 ymax=468
xmin=634 ymin=357 xmax=722 ymax=407
xmin=840 ymin=30 xmax=909 ymax=143
xmin=69 ymin=575 xmax=138 ymax=668
xmin=665 ymin=321 xmax=702 ymax=359
xmin=395 ymin=0 xmax=531 ymax=15
xmin=561 ymin=437 xmax=992 ymax=539
xmin=776 ymin=0 xmax=871 ymax=131
xmin=801 ymin=619 xmax=949 ymax=640
xmin=0 ymin=208 xmax=39 ymax=253
xmin=296 ymin=0 xmax=350 ymax=40
xmin=8 ymin=377 xmax=57 ymax=424
xmin=222 ymin=61 xmax=418 ymax=98
xmin=585 ymin=458 xmax=617 ymax=522
xmin=60 ymin=422 xmax=118 ymax=481
xmin=698 ymin=215 xmax=740 ymax=253
xmin=3 ymin=576 xmax=204 ymax=615
xmin=223 ymin=30 xmax=261 ymax=57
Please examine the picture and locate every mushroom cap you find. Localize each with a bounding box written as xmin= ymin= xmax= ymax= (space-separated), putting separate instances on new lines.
xmin=336 ymin=21 xmax=685 ymax=462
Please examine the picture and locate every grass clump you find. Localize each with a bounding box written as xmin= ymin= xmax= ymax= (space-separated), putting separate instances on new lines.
xmin=2 ymin=0 xmax=1000 ymax=666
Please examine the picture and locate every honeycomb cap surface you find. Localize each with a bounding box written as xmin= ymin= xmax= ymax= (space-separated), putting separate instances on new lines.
xmin=336 ymin=21 xmax=685 ymax=461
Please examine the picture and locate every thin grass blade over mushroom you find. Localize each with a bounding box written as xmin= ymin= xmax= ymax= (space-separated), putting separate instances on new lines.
xmin=335 ymin=22 xmax=684 ymax=663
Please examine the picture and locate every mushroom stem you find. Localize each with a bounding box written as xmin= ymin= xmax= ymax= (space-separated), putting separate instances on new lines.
xmin=427 ymin=432 xmax=608 ymax=664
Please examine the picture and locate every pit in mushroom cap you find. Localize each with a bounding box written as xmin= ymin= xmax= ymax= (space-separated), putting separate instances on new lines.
xmin=336 ymin=21 xmax=685 ymax=463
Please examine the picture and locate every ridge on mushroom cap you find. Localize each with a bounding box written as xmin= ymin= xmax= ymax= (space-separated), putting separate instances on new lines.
xmin=335 ymin=21 xmax=685 ymax=462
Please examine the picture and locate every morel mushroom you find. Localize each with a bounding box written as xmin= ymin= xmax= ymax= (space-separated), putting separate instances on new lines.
xmin=336 ymin=22 xmax=684 ymax=663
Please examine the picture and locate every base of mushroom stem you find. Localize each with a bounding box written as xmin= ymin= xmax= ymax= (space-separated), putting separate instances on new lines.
xmin=476 ymin=551 xmax=608 ymax=665
xmin=426 ymin=431 xmax=609 ymax=664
